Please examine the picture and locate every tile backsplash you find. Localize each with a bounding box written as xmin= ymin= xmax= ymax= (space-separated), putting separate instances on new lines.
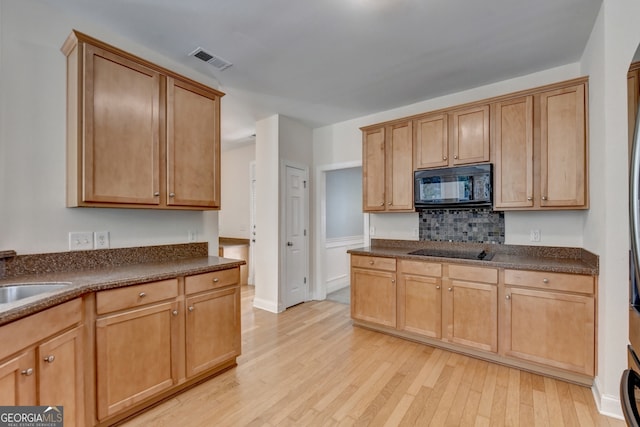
xmin=418 ymin=208 xmax=505 ymax=243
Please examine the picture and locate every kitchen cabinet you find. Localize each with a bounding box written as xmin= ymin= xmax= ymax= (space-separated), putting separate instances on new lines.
xmin=493 ymin=96 xmax=534 ymax=208
xmin=0 ymin=299 xmax=84 ymax=427
xmin=350 ymin=255 xmax=397 ymax=327
xmin=362 ymin=122 xmax=413 ymax=212
xmin=414 ymin=106 xmax=489 ymax=170
xmin=95 ymin=279 xmax=180 ymax=420
xmin=397 ymin=260 xmax=442 ymax=338
xmin=442 ymin=264 xmax=498 ymax=352
xmin=493 ymin=79 xmax=588 ymax=210
xmin=62 ymin=30 xmax=223 ymax=210
xmin=184 ymin=270 xmax=241 ymax=378
xmin=501 ymin=269 xmax=595 ymax=376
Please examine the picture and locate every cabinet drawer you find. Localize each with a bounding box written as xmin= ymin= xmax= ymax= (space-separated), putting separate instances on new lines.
xmin=504 ymin=269 xmax=594 ymax=294
xmin=399 ymin=260 xmax=442 ymax=277
xmin=351 ymin=255 xmax=396 ymax=271
xmin=96 ymin=279 xmax=179 ymax=315
xmin=447 ymin=264 xmax=497 ymax=284
xmin=185 ymin=268 xmax=240 ymax=295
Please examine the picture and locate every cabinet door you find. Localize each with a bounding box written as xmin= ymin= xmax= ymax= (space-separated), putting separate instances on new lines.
xmin=450 ymin=105 xmax=490 ymax=165
xmin=167 ymin=77 xmax=221 ymax=208
xmin=185 ymin=286 xmax=241 ymax=378
xmin=96 ymin=301 xmax=179 ymax=420
xmin=502 ymin=287 xmax=594 ymax=375
xmin=83 ymin=43 xmax=161 ymax=205
xmin=493 ymin=96 xmax=534 ymax=209
xmin=386 ymin=121 xmax=414 ymax=211
xmin=38 ymin=327 xmax=84 ymax=427
xmin=362 ymin=127 xmax=386 ymax=211
xmin=540 ymin=84 xmax=587 ymax=207
xmin=398 ymin=274 xmax=441 ymax=338
xmin=414 ymin=113 xmax=448 ymax=169
xmin=0 ymin=351 xmax=36 ymax=406
xmin=351 ymin=268 xmax=396 ymax=327
xmin=443 ymin=280 xmax=497 ymax=352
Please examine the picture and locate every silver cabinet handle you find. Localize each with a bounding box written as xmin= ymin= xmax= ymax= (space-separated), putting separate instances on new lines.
xmin=436 ymin=285 xmax=441 ymax=290
xmin=527 ymin=197 xmax=533 ymax=201
xmin=369 ymin=261 xmax=374 ymax=265
xmin=543 ymin=278 xmax=549 ymax=284
xmin=454 ymin=155 xmax=458 ymax=159
xmin=443 ymin=156 xmax=447 ymax=160
xmin=379 ymin=202 xmax=384 ymax=206
xmin=213 ymin=277 xmax=220 ymax=283
xmin=172 ymin=310 xmax=178 ymax=316
xmin=506 ymin=295 xmax=511 ymax=300
xmin=188 ymin=306 xmax=194 ymax=312
xmin=44 ymin=355 xmax=55 ymax=363
xmin=21 ymin=368 xmax=33 ymax=376
xmin=139 ymin=292 xmax=146 ymax=298
xmin=387 ymin=202 xmax=392 ymax=206
xmin=391 ymin=279 xmax=395 ymax=284
xmin=154 ymin=192 xmax=160 ymax=196
xmin=542 ymin=196 xmax=547 ymax=201
xmin=448 ymin=287 xmax=453 ymax=292
xmin=169 ymin=193 xmax=175 ymax=198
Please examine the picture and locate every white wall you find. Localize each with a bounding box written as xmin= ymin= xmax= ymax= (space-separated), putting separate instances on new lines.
xmin=0 ymin=0 xmax=223 ymax=255
xmin=580 ymin=0 xmax=640 ymax=417
xmin=219 ymin=143 xmax=255 ymax=239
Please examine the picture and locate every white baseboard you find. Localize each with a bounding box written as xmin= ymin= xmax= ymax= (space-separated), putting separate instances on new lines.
xmin=327 ymin=280 xmax=349 ymax=294
xmin=592 ymin=381 xmax=623 ymax=419
xmin=252 ymin=297 xmax=281 ymax=313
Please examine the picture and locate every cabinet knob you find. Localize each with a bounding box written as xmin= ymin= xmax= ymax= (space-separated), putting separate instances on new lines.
xmin=21 ymin=368 xmax=34 ymax=376
xmin=172 ymin=310 xmax=178 ymax=316
xmin=380 ymin=202 xmax=385 ymax=207
xmin=448 ymin=287 xmax=453 ymax=292
xmin=543 ymin=278 xmax=549 ymax=284
xmin=542 ymin=196 xmax=547 ymax=201
xmin=454 ymin=155 xmax=458 ymax=159
xmin=506 ymin=294 xmax=511 ymax=300
xmin=188 ymin=306 xmax=195 ymax=312
xmin=154 ymin=192 xmax=160 ymax=197
xmin=169 ymin=193 xmax=176 ymax=198
xmin=391 ymin=279 xmax=395 ymax=284
xmin=139 ymin=292 xmax=146 ymax=298
xmin=387 ymin=202 xmax=392 ymax=206
xmin=369 ymin=261 xmax=374 ymax=265
xmin=527 ymin=197 xmax=533 ymax=201
xmin=44 ymin=355 xmax=55 ymax=363
xmin=436 ymin=285 xmax=441 ymax=290
xmin=443 ymin=156 xmax=447 ymax=160
xmin=213 ymin=277 xmax=220 ymax=283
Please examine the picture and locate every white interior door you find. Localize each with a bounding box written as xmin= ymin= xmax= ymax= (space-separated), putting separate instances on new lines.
xmin=249 ymin=161 xmax=256 ymax=285
xmin=284 ymin=165 xmax=308 ymax=308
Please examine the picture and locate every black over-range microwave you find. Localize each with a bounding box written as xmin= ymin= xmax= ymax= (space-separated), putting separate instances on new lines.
xmin=414 ymin=164 xmax=493 ymax=209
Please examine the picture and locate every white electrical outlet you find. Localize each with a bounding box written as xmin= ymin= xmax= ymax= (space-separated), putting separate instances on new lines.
xmin=188 ymin=230 xmax=197 ymax=242
xmin=69 ymin=232 xmax=93 ymax=251
xmin=530 ymin=229 xmax=541 ymax=242
xmin=94 ymin=231 xmax=110 ymax=249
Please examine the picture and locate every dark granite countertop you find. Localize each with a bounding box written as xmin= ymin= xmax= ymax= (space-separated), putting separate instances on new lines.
xmin=0 ymin=244 xmax=245 ymax=326
xmin=348 ymin=239 xmax=598 ymax=276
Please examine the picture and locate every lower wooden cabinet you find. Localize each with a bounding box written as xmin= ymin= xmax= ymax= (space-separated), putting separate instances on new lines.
xmin=0 ymin=299 xmax=84 ymax=427
xmin=352 ymin=256 xmax=597 ymax=383
xmin=501 ymin=270 xmax=595 ymax=376
xmin=351 ymin=255 xmax=397 ymax=327
xmin=95 ymin=299 xmax=180 ymax=420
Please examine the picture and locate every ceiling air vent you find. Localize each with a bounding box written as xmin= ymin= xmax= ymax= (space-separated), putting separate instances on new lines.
xmin=189 ymin=47 xmax=232 ymax=71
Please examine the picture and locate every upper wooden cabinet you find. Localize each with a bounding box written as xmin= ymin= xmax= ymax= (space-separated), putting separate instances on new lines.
xmin=61 ymin=30 xmax=223 ymax=210
xmin=414 ymin=106 xmax=490 ymax=169
xmin=493 ymin=79 xmax=588 ymax=210
xmin=362 ymin=122 xmax=413 ymax=212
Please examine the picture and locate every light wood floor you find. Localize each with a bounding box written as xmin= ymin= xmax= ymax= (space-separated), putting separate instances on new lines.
xmin=121 ymin=285 xmax=625 ymax=426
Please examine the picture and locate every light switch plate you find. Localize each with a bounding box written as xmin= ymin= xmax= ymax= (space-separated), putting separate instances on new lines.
xmin=69 ymin=232 xmax=93 ymax=251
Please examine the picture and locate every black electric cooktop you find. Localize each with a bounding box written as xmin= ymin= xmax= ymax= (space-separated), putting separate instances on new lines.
xmin=407 ymin=248 xmax=494 ymax=261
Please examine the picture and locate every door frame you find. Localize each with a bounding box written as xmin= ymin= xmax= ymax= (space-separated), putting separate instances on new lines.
xmin=279 ymin=160 xmax=310 ymax=311
xmin=313 ymin=160 xmax=365 ymax=301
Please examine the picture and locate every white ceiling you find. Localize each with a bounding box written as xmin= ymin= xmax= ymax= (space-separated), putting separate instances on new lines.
xmin=46 ymin=0 xmax=602 ymax=146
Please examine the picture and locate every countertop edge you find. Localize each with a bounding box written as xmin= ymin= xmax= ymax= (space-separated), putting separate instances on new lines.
xmin=348 ymin=248 xmax=598 ymax=276
xmin=0 ymin=257 xmax=245 ymax=326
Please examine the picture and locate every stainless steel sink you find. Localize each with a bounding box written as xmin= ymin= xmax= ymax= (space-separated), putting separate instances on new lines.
xmin=0 ymin=283 xmax=72 ymax=304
